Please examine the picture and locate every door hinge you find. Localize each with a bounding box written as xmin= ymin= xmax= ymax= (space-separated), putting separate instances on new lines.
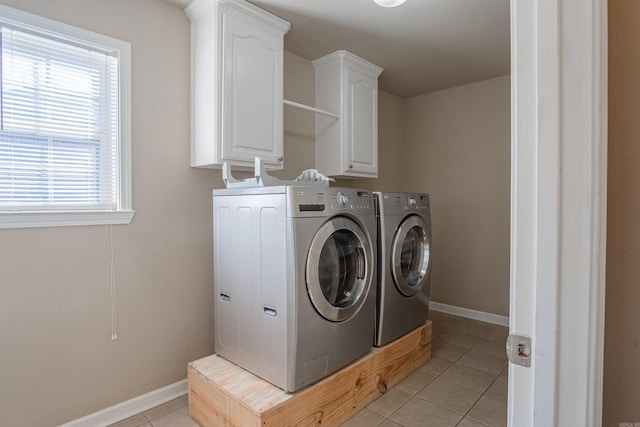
xmin=506 ymin=334 xmax=531 ymax=367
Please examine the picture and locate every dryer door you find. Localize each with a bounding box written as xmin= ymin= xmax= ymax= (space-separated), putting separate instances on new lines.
xmin=306 ymin=216 xmax=374 ymax=322
xmin=391 ymin=215 xmax=431 ymax=297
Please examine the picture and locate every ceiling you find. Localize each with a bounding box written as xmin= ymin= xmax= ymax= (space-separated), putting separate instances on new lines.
xmin=170 ymin=0 xmax=511 ymax=98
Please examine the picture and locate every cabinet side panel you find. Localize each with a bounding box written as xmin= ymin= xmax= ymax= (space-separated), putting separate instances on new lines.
xmin=190 ymin=4 xmax=219 ymax=167
xmin=314 ymin=61 xmax=342 ymax=176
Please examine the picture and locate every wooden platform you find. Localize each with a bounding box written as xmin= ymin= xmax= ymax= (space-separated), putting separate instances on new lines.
xmin=187 ymin=320 xmax=431 ymax=427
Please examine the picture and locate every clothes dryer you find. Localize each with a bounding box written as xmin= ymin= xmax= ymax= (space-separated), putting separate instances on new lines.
xmin=374 ymin=192 xmax=431 ymax=347
xmin=213 ymin=186 xmax=377 ymax=392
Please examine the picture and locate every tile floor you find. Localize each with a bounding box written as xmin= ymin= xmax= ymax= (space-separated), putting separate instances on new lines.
xmin=108 ymin=311 xmax=508 ymax=427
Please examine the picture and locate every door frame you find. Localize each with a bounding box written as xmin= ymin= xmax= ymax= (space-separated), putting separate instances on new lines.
xmin=509 ymin=0 xmax=607 ymax=425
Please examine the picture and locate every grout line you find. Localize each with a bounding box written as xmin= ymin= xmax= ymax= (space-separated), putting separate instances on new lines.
xmin=431 ymin=314 xmax=504 ymax=427
xmin=459 ymin=341 xmax=506 ymax=426
xmin=415 ymin=321 xmax=486 ymax=424
xmin=373 ymin=318 xmax=461 ymax=425
xmin=455 ymin=414 xmax=493 ymax=427
xmin=425 ymin=314 xmax=507 ymax=427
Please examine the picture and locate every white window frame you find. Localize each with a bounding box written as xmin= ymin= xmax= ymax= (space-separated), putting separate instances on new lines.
xmin=0 ymin=5 xmax=133 ymax=229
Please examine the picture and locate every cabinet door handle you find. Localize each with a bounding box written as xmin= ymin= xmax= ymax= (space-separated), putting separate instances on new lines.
xmin=278 ymin=157 xmax=284 ymax=162
xmin=349 ymin=164 xmax=353 ymax=169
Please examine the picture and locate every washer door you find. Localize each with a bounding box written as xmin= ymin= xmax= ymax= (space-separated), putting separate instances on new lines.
xmin=306 ymin=217 xmax=373 ymax=322
xmin=391 ymin=215 xmax=430 ymax=297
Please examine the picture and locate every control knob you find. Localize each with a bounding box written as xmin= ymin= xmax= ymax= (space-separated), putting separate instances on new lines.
xmin=408 ymin=197 xmax=417 ymax=207
xmin=337 ymin=191 xmax=349 ymax=207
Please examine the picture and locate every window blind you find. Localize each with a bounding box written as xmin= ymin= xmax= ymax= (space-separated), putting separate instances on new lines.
xmin=0 ymin=24 xmax=119 ymax=211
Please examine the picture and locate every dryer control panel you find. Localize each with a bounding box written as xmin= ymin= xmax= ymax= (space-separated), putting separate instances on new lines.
xmin=402 ymin=193 xmax=430 ymax=213
xmin=288 ymin=187 xmax=374 ymax=217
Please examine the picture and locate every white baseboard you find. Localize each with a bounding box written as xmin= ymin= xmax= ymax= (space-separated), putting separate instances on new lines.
xmin=430 ymin=301 xmax=509 ymax=327
xmin=58 ymin=379 xmax=188 ymax=427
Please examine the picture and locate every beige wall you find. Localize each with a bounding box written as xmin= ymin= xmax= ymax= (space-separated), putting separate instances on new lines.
xmin=603 ymin=0 xmax=640 ymax=423
xmin=0 ymin=2 xmax=510 ymax=424
xmin=0 ymin=1 xmax=216 ymax=425
xmin=402 ymin=76 xmax=511 ymax=316
xmin=0 ymin=4 xmax=394 ymax=425
xmin=282 ymin=54 xmax=512 ymax=320
xmin=273 ymin=51 xmax=317 ymax=181
xmin=0 ymin=4 xmax=381 ymax=420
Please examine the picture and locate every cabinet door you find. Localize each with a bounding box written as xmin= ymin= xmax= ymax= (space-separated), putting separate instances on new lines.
xmin=220 ymin=9 xmax=284 ymax=167
xmin=344 ymin=68 xmax=378 ymax=175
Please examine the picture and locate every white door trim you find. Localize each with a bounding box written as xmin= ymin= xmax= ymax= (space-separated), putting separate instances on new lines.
xmin=509 ymin=0 xmax=607 ymax=425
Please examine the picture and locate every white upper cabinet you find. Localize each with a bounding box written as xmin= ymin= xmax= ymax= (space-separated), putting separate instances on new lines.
xmin=313 ymin=51 xmax=383 ymax=178
xmin=186 ymin=0 xmax=290 ymax=169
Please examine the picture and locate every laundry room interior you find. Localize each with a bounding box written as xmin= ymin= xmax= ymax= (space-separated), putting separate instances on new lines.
xmin=0 ymin=0 xmax=634 ymax=426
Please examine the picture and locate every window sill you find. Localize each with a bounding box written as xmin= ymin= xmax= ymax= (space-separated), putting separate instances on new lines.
xmin=0 ymin=210 xmax=135 ymax=229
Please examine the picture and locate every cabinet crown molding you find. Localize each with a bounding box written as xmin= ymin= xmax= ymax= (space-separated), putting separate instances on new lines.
xmin=313 ymin=50 xmax=383 ymax=78
xmin=186 ymin=0 xmax=290 ymax=34
xmin=184 ymin=0 xmax=214 ymax=20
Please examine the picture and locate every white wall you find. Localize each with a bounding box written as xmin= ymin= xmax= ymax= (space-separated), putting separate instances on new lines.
xmin=403 ymin=76 xmax=511 ymax=316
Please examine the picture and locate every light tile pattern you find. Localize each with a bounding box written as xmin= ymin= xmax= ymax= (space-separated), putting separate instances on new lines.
xmin=364 ymin=311 xmax=508 ymax=427
xmin=108 ymin=312 xmax=508 ymax=427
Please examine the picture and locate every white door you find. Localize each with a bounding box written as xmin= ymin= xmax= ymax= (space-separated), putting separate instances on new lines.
xmin=220 ymin=7 xmax=284 ymax=167
xmin=345 ymin=67 xmax=378 ymax=175
xmin=509 ymin=0 xmax=607 ymax=425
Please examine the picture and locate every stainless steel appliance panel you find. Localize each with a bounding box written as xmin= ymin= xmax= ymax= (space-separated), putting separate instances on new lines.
xmin=374 ymin=192 xmax=431 ymax=347
xmin=213 ymin=186 xmax=377 ymax=392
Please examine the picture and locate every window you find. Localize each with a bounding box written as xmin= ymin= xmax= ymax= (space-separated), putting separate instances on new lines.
xmin=0 ymin=5 xmax=133 ymax=228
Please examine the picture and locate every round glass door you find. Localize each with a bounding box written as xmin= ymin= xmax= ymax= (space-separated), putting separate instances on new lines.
xmin=391 ymin=215 xmax=430 ymax=297
xmin=306 ymin=217 xmax=373 ymax=322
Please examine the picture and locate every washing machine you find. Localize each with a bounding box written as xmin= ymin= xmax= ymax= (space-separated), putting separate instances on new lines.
xmin=374 ymin=192 xmax=431 ymax=347
xmin=212 ymin=185 xmax=377 ymax=392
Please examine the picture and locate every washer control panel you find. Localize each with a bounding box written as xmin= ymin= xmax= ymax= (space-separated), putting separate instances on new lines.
xmin=289 ymin=187 xmax=374 ymax=217
xmin=328 ymin=189 xmax=373 ymax=213
xmin=337 ymin=191 xmax=349 ymax=207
